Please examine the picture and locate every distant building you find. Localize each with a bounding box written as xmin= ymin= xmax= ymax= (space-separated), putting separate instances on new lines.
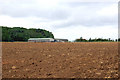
xmin=54 ymin=38 xmax=68 ymax=42
xmin=28 ymin=38 xmax=68 ymax=42
xmin=28 ymin=38 xmax=54 ymax=42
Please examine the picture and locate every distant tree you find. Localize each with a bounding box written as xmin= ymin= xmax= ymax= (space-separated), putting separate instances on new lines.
xmin=80 ymin=37 xmax=82 ymax=39
xmin=89 ymin=38 xmax=92 ymax=42
xmin=75 ymin=37 xmax=88 ymax=42
xmin=79 ymin=37 xmax=83 ymax=41
xmin=2 ymin=26 xmax=54 ymax=42
xmin=115 ymin=39 xmax=118 ymax=42
xmin=74 ymin=37 xmax=115 ymax=42
xmin=118 ymin=38 xmax=120 ymax=42
xmin=108 ymin=38 xmax=111 ymax=41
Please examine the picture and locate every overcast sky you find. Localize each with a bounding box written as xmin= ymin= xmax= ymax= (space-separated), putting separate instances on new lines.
xmin=0 ymin=0 xmax=118 ymax=41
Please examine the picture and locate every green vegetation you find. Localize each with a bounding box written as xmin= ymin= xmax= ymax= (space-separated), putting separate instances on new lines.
xmin=74 ymin=37 xmax=119 ymax=42
xmin=1 ymin=26 xmax=119 ymax=42
xmin=1 ymin=26 xmax=54 ymax=42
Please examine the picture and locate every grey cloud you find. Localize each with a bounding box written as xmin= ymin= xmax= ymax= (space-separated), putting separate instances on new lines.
xmin=54 ymin=15 xmax=117 ymax=28
xmin=60 ymin=2 xmax=115 ymax=8
xmin=0 ymin=0 xmax=117 ymax=28
xmin=0 ymin=0 xmax=70 ymax=20
xmin=53 ymin=4 xmax=117 ymax=28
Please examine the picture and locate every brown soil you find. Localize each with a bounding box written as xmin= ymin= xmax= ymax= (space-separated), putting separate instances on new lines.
xmin=2 ymin=42 xmax=119 ymax=78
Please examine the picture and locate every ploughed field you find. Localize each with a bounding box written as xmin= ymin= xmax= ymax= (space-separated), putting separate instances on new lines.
xmin=2 ymin=42 xmax=119 ymax=78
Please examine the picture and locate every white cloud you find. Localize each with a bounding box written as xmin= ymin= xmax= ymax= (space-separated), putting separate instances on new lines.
xmin=97 ymin=4 xmax=118 ymax=16
xmin=60 ymin=0 xmax=118 ymax=2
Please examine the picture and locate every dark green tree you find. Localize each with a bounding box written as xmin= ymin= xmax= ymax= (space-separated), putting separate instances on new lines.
xmin=89 ymin=38 xmax=92 ymax=42
xmin=2 ymin=26 xmax=54 ymax=42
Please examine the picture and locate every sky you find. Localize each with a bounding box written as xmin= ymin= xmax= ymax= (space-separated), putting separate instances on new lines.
xmin=0 ymin=0 xmax=118 ymax=41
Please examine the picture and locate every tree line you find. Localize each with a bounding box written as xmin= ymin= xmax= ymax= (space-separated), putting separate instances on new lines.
xmin=74 ymin=37 xmax=120 ymax=42
xmin=1 ymin=26 xmax=119 ymax=42
xmin=1 ymin=26 xmax=54 ymax=42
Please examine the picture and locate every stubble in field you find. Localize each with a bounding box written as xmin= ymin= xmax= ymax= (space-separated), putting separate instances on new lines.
xmin=2 ymin=42 xmax=119 ymax=78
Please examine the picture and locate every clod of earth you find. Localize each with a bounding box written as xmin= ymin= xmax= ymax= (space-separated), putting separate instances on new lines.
xmin=2 ymin=42 xmax=119 ymax=78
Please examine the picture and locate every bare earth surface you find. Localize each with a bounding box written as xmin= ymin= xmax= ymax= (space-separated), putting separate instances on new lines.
xmin=2 ymin=42 xmax=119 ymax=78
